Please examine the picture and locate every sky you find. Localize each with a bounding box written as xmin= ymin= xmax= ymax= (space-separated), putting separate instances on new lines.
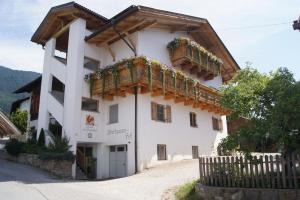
xmin=0 ymin=0 xmax=299 ymax=80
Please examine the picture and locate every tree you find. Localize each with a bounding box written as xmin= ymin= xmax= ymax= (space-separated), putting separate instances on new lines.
xmin=219 ymin=67 xmax=300 ymax=155
xmin=37 ymin=128 xmax=45 ymax=147
xmin=9 ymin=109 xmax=28 ymax=134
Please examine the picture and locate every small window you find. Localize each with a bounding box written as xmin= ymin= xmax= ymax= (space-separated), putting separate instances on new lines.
xmin=84 ymin=57 xmax=100 ymax=71
xmin=81 ymin=98 xmax=98 ymax=112
xmin=212 ymin=117 xmax=223 ymax=131
xmin=157 ymin=144 xmax=167 ymax=160
xmin=110 ymin=146 xmax=115 ymax=152
xmin=192 ymin=146 xmax=199 ymax=159
xmin=151 ymin=102 xmax=171 ymax=123
xmin=190 ymin=112 xmax=197 ymax=127
xmin=117 ymin=146 xmax=125 ymax=152
xmin=109 ymin=104 xmax=118 ymax=124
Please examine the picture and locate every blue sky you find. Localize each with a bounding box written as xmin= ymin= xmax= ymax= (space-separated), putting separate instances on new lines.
xmin=0 ymin=0 xmax=299 ymax=80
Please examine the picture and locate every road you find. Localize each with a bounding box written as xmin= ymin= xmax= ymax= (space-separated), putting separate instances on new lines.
xmin=0 ymin=158 xmax=198 ymax=200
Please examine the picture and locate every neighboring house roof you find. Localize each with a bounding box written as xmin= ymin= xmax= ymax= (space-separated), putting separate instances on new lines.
xmin=0 ymin=110 xmax=22 ymax=137
xmin=31 ymin=1 xmax=108 ymax=46
xmin=10 ymin=97 xmax=30 ymax=114
xmin=85 ymin=5 xmax=240 ymax=82
xmin=14 ymin=76 xmax=42 ymax=94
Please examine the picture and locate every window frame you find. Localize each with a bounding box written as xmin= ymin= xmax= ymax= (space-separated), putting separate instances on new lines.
xmin=156 ymin=104 xmax=165 ymax=122
xmin=192 ymin=146 xmax=199 ymax=159
xmin=190 ymin=112 xmax=197 ymax=128
xmin=83 ymin=57 xmax=100 ymax=71
xmin=81 ymin=97 xmax=99 ymax=112
xmin=157 ymin=144 xmax=167 ymax=160
xmin=212 ymin=117 xmax=223 ymax=131
xmin=108 ymin=104 xmax=119 ymax=124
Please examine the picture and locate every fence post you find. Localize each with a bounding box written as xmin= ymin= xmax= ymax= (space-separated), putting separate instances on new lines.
xmin=231 ymin=156 xmax=235 ymax=187
xmin=227 ymin=156 xmax=231 ymax=187
xmin=282 ymin=156 xmax=287 ymax=188
xmin=217 ymin=157 xmax=222 ymax=186
xmin=249 ymin=157 xmax=255 ymax=187
xmin=260 ymin=155 xmax=265 ymax=188
xmin=270 ymin=155 xmax=275 ymax=188
xmin=265 ymin=155 xmax=270 ymax=188
xmin=240 ymin=156 xmax=244 ymax=187
xmin=199 ymin=157 xmax=203 ymax=183
xmin=254 ymin=156 xmax=259 ymax=188
xmin=244 ymin=157 xmax=249 ymax=187
xmin=291 ymin=154 xmax=298 ymax=189
xmin=275 ymin=155 xmax=281 ymax=188
xmin=286 ymin=155 xmax=293 ymax=188
xmin=222 ymin=157 xmax=227 ymax=187
xmin=235 ymin=156 xmax=240 ymax=187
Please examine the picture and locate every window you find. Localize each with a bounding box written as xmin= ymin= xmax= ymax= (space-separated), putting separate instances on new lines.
xmin=84 ymin=57 xmax=100 ymax=71
xmin=109 ymin=104 xmax=118 ymax=124
xmin=151 ymin=102 xmax=171 ymax=123
xmin=81 ymin=98 xmax=98 ymax=112
xmin=157 ymin=144 xmax=167 ymax=160
xmin=212 ymin=117 xmax=223 ymax=131
xmin=190 ymin=112 xmax=197 ymax=127
xmin=192 ymin=146 xmax=199 ymax=159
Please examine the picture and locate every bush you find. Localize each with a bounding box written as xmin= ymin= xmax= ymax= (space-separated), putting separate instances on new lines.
xmin=5 ymin=139 xmax=24 ymax=156
xmin=22 ymin=140 xmax=39 ymax=154
xmin=38 ymin=151 xmax=75 ymax=162
xmin=37 ymin=128 xmax=45 ymax=147
xmin=10 ymin=109 xmax=28 ymax=134
xmin=47 ymin=134 xmax=71 ymax=153
xmin=175 ymin=180 xmax=200 ymax=200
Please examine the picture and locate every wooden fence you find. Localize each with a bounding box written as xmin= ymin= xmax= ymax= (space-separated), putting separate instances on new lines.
xmin=199 ymin=154 xmax=300 ymax=189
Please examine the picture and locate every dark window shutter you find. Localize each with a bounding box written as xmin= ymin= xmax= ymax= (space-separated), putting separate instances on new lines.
xmin=151 ymin=102 xmax=157 ymax=121
xmin=165 ymin=105 xmax=172 ymax=123
xmin=190 ymin=113 xmax=193 ymax=126
xmin=218 ymin=119 xmax=223 ymax=131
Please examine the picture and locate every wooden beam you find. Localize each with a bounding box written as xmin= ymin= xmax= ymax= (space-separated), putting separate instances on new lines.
xmin=104 ymin=43 xmax=116 ymax=62
xmin=101 ymin=19 xmax=146 ymax=45
xmin=53 ymin=20 xmax=72 ymax=39
xmin=175 ymin=97 xmax=185 ymax=103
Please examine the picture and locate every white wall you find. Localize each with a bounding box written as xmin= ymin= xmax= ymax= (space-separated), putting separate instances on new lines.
xmin=136 ymin=93 xmax=227 ymax=171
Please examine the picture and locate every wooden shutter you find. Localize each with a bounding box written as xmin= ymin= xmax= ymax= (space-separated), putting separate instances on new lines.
xmin=165 ymin=105 xmax=172 ymax=123
xmin=212 ymin=117 xmax=217 ymax=130
xmin=151 ymin=102 xmax=157 ymax=121
xmin=190 ymin=113 xmax=193 ymax=126
xmin=218 ymin=119 xmax=223 ymax=131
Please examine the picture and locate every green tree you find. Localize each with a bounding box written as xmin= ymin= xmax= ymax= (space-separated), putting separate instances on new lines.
xmin=219 ymin=67 xmax=300 ymax=155
xmin=10 ymin=109 xmax=28 ymax=134
xmin=37 ymin=128 xmax=45 ymax=147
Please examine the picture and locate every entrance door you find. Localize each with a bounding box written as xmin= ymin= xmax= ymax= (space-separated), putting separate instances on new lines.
xmin=109 ymin=145 xmax=127 ymax=178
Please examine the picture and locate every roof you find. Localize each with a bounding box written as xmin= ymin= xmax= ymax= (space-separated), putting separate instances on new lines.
xmin=14 ymin=76 xmax=42 ymax=94
xmin=85 ymin=5 xmax=240 ymax=82
xmin=10 ymin=97 xmax=30 ymax=114
xmin=31 ymin=1 xmax=108 ymax=46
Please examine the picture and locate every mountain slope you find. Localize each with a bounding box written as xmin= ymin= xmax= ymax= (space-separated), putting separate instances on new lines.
xmin=0 ymin=66 xmax=40 ymax=113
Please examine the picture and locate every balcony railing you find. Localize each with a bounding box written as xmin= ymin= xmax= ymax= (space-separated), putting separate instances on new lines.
xmin=86 ymin=56 xmax=228 ymax=115
xmin=167 ymin=38 xmax=222 ymax=80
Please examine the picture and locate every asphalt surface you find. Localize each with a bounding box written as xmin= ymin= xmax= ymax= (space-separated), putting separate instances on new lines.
xmin=0 ymin=158 xmax=199 ymax=200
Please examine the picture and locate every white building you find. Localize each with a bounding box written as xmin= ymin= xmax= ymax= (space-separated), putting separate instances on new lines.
xmin=30 ymin=2 xmax=239 ymax=179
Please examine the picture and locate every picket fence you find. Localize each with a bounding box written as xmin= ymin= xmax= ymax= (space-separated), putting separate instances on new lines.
xmin=199 ymin=154 xmax=300 ymax=189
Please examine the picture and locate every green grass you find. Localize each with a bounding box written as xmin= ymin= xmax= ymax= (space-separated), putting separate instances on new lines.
xmin=175 ymin=180 xmax=202 ymax=200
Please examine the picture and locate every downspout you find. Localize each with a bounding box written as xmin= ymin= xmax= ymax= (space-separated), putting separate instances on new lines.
xmin=134 ymin=86 xmax=138 ymax=173
xmin=111 ymin=20 xmax=138 ymax=172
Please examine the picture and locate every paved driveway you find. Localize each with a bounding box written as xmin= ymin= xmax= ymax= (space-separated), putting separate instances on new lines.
xmin=0 ymin=158 xmax=199 ymax=200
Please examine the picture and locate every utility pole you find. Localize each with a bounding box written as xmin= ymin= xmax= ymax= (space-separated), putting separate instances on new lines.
xmin=293 ymin=16 xmax=300 ymax=31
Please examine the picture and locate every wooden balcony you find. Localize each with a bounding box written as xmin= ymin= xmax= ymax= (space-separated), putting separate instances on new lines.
xmin=88 ymin=57 xmax=228 ymax=115
xmin=167 ymin=38 xmax=222 ymax=80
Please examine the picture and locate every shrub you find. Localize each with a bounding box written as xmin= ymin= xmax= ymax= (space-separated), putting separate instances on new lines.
xmin=5 ymin=139 xmax=24 ymax=156
xmin=38 ymin=133 xmax=75 ymax=162
xmin=38 ymin=151 xmax=75 ymax=162
xmin=22 ymin=140 xmax=39 ymax=154
xmin=37 ymin=128 xmax=45 ymax=147
xmin=175 ymin=180 xmax=200 ymax=200
xmin=10 ymin=109 xmax=28 ymax=134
